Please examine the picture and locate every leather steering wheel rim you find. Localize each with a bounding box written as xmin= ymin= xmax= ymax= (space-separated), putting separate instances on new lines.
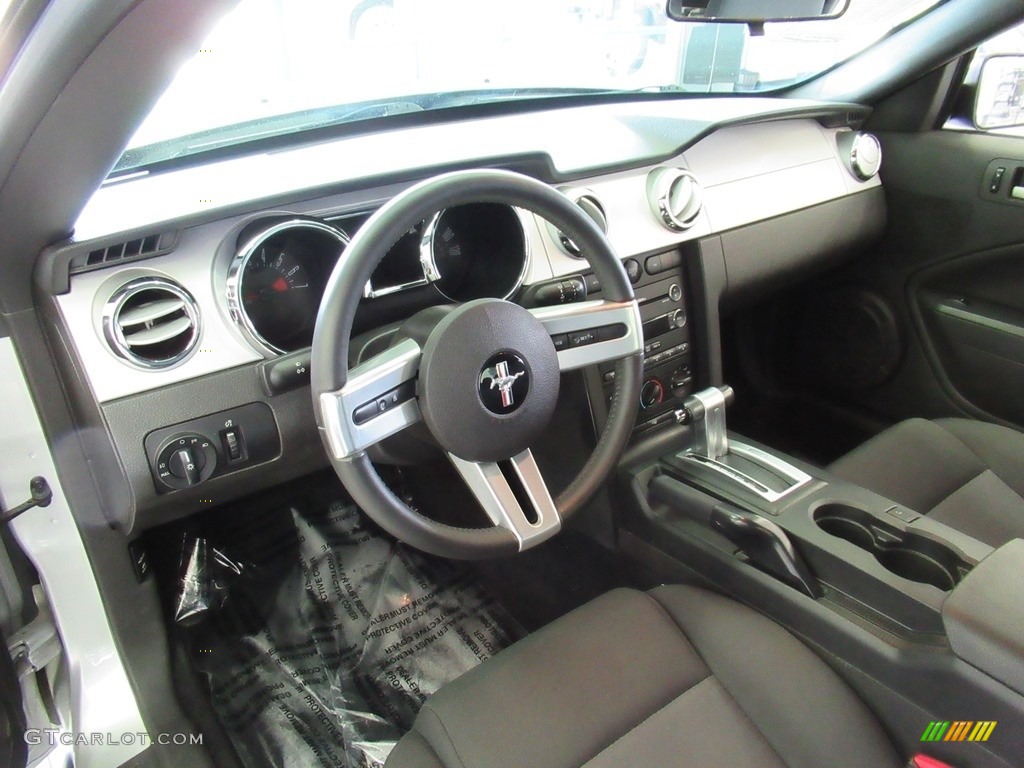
xmin=312 ymin=169 xmax=642 ymax=560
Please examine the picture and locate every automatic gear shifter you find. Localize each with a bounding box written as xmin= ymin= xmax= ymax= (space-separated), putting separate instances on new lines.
xmin=673 ymin=385 xmax=812 ymax=504
xmin=674 ymin=385 xmax=734 ymax=460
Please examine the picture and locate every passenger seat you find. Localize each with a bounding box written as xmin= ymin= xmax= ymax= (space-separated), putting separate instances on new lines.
xmin=829 ymin=418 xmax=1024 ymax=547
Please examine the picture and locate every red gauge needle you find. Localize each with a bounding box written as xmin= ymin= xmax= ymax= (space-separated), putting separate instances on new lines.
xmin=271 ymin=276 xmax=289 ymax=292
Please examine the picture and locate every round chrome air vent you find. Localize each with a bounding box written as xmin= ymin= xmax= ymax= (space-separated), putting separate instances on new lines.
xmin=548 ymin=188 xmax=608 ymax=258
xmin=843 ymin=132 xmax=884 ymax=182
xmin=646 ymin=168 xmax=703 ymax=231
xmin=102 ymin=277 xmax=200 ymax=369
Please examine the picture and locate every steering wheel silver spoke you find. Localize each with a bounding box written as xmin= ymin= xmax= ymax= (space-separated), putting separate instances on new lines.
xmin=530 ymin=299 xmax=642 ymax=371
xmin=449 ymin=449 xmax=561 ymax=550
xmin=319 ymin=338 xmax=422 ymax=460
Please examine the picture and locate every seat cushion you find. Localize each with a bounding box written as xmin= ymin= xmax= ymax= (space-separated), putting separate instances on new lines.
xmin=829 ymin=418 xmax=1024 ymax=546
xmin=386 ymin=586 xmax=900 ymax=768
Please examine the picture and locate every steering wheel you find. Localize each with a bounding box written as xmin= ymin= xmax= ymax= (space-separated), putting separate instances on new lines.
xmin=311 ymin=169 xmax=643 ymax=559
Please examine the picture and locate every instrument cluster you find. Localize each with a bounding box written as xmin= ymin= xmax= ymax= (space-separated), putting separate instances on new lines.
xmin=226 ymin=203 xmax=528 ymax=355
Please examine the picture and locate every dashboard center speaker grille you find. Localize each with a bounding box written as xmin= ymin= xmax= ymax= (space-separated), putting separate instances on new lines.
xmin=102 ymin=277 xmax=201 ymax=369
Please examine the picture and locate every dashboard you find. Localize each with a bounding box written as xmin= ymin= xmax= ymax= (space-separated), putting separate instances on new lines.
xmin=39 ymin=99 xmax=886 ymax=533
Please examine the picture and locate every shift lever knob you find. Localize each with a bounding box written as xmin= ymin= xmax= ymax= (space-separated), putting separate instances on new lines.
xmin=675 ymin=385 xmax=734 ymax=460
xmin=676 ymin=385 xmax=734 ymax=424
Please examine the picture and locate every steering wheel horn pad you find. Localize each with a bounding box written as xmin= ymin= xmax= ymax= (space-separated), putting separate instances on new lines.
xmin=418 ymin=299 xmax=560 ymax=463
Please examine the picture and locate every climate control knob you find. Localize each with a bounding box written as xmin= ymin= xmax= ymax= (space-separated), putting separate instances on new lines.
xmin=640 ymin=378 xmax=665 ymax=409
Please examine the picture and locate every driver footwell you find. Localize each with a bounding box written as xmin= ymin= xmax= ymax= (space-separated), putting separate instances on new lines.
xmin=150 ymin=478 xmax=524 ymax=768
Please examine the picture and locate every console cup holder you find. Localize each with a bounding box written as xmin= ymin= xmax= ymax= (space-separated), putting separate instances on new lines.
xmin=814 ymin=504 xmax=972 ymax=591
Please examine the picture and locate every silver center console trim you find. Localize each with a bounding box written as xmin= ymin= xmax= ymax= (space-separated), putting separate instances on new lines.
xmin=677 ymin=440 xmax=813 ymax=504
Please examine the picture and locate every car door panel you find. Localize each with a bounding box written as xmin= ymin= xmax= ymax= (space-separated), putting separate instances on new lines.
xmin=824 ymin=129 xmax=1024 ymax=429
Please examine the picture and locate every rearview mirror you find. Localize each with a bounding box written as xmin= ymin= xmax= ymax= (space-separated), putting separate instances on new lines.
xmin=666 ymin=0 xmax=849 ymax=24
xmin=975 ymin=55 xmax=1024 ymax=131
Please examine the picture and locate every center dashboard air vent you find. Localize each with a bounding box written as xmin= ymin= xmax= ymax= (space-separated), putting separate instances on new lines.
xmin=101 ymin=277 xmax=201 ymax=369
xmin=549 ymin=187 xmax=608 ymax=258
xmin=646 ymin=167 xmax=703 ymax=231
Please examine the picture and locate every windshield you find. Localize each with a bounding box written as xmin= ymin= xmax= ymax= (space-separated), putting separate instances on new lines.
xmin=115 ymin=0 xmax=941 ymax=175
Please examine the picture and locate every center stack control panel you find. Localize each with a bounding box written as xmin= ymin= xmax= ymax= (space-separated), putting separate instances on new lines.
xmin=525 ymin=246 xmax=695 ymax=437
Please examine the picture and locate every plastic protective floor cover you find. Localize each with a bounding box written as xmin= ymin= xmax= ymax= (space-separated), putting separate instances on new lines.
xmin=174 ymin=496 xmax=523 ymax=767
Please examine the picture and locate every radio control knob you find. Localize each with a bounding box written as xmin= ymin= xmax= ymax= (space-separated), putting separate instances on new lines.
xmin=669 ymin=309 xmax=686 ymax=329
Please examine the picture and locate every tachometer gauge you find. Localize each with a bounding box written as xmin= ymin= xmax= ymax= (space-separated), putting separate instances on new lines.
xmin=243 ymin=246 xmax=311 ymax=301
xmin=227 ymin=219 xmax=348 ymax=355
xmin=241 ymin=247 xmax=315 ymax=349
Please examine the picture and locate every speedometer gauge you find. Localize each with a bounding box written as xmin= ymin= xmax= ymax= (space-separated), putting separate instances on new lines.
xmin=424 ymin=203 xmax=528 ymax=302
xmin=227 ymin=219 xmax=348 ymax=355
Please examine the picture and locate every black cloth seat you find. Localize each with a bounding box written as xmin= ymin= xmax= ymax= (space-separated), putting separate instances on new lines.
xmin=830 ymin=417 xmax=1024 ymax=547
xmin=386 ymin=586 xmax=900 ymax=768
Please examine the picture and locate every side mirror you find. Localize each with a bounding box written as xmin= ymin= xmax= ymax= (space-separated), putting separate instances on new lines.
xmin=975 ymin=54 xmax=1024 ymax=130
xmin=666 ymin=0 xmax=849 ymax=24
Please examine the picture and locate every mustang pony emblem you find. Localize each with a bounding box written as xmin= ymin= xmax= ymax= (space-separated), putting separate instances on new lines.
xmin=483 ymin=361 xmax=525 ymax=409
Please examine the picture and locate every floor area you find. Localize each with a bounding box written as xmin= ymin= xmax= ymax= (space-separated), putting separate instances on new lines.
xmin=148 ymin=470 xmax=652 ymax=768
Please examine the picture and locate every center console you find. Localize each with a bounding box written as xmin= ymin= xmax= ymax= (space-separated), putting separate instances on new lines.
xmin=619 ymin=385 xmax=1024 ymax=767
xmin=633 ymin=385 xmax=991 ymax=633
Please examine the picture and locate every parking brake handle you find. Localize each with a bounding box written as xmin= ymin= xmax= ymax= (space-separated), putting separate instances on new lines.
xmin=650 ymin=476 xmax=821 ymax=599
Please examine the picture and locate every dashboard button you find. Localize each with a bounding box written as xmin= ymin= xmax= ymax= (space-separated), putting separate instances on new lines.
xmin=352 ymin=381 xmax=416 ymax=425
xmin=221 ymin=427 xmax=245 ymax=462
xmin=885 ymin=506 xmax=920 ymax=523
xmin=645 ymin=251 xmax=682 ymax=276
xmin=596 ymin=323 xmax=626 ymax=341
xmin=552 ymin=334 xmax=569 ymax=351
xmin=353 ymin=400 xmax=381 ymax=425
xmin=569 ymin=330 xmax=597 ymax=347
xmin=624 ymin=258 xmax=642 ymax=283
